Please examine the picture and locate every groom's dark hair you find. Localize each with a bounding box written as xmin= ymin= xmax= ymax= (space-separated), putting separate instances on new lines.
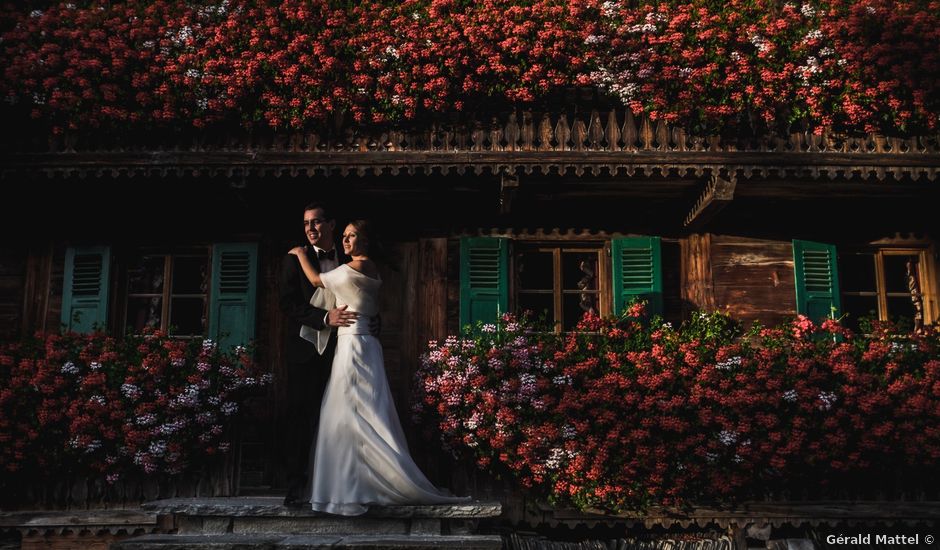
xmin=303 ymin=202 xmax=333 ymax=220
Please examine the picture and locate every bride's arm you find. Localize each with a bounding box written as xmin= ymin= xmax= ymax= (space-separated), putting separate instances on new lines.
xmin=288 ymin=247 xmax=323 ymax=287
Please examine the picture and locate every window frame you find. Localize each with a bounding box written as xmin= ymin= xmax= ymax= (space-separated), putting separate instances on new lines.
xmin=511 ymin=241 xmax=611 ymax=333
xmin=840 ymin=245 xmax=938 ymax=327
xmin=118 ymin=246 xmax=211 ymax=338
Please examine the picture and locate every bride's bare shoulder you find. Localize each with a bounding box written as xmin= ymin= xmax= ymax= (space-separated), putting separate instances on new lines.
xmin=347 ymin=259 xmax=380 ymax=279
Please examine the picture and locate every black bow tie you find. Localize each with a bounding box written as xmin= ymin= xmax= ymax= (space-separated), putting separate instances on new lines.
xmin=316 ymin=248 xmax=336 ymax=261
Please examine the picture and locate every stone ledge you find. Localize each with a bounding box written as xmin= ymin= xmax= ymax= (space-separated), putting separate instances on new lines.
xmin=113 ymin=533 xmax=503 ymax=550
xmin=142 ymin=498 xmax=502 ymax=519
xmin=0 ymin=510 xmax=157 ymax=529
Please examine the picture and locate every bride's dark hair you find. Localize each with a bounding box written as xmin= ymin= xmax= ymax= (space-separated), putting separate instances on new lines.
xmin=347 ymin=219 xmax=372 ymax=253
xmin=347 ymin=219 xmax=395 ymax=269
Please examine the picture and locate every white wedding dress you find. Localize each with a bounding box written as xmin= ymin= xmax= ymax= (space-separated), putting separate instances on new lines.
xmin=308 ymin=264 xmax=469 ymax=515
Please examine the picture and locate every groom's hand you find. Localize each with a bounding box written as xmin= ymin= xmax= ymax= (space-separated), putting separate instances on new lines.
xmin=327 ymin=305 xmax=358 ymax=327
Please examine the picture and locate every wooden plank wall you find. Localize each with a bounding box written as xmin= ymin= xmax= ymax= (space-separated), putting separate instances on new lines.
xmin=708 ymin=234 xmax=797 ymax=328
xmin=680 ymin=234 xmax=716 ymax=316
xmin=0 ymin=243 xmax=61 ymax=340
xmin=0 ymin=246 xmax=27 ymax=340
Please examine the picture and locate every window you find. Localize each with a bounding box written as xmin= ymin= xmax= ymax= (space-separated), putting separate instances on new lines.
xmin=841 ymin=248 xmax=931 ymax=331
xmin=459 ymin=236 xmax=662 ymax=331
xmin=62 ymin=243 xmax=258 ymax=350
xmin=514 ymin=244 xmax=608 ymax=332
xmin=123 ymin=250 xmax=209 ymax=337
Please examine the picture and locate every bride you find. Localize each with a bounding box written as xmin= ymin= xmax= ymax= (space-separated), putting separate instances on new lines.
xmin=289 ymin=219 xmax=469 ymax=515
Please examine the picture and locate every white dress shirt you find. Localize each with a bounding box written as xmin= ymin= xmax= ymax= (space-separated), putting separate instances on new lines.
xmin=312 ymin=246 xmax=339 ymax=326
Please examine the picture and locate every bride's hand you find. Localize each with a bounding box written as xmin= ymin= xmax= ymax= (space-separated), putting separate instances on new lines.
xmin=288 ymin=246 xmax=304 ymax=256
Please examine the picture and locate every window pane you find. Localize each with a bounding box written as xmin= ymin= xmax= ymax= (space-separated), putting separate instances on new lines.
xmin=562 ymin=252 xmax=598 ymax=291
xmin=516 ymin=250 xmax=553 ymax=290
xmin=883 ymin=254 xmax=918 ymax=294
xmin=127 ymin=256 xmax=165 ymax=294
xmin=886 ymin=296 xmax=916 ymax=331
xmin=842 ymin=294 xmax=878 ymax=332
xmin=173 ymin=255 xmax=209 ymax=294
xmin=839 ymin=253 xmax=876 ymax=293
xmin=126 ymin=297 xmax=162 ymax=334
xmin=170 ymin=297 xmax=206 ymax=336
xmin=518 ymin=292 xmax=554 ymax=326
xmin=564 ymin=293 xmax=597 ymax=330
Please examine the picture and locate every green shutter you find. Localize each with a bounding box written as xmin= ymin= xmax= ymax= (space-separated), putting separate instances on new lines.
xmin=209 ymin=243 xmax=258 ymax=350
xmin=612 ymin=237 xmax=663 ymax=316
xmin=459 ymin=237 xmax=509 ymax=329
xmin=61 ymin=246 xmax=111 ymax=333
xmin=793 ymin=240 xmax=841 ymax=322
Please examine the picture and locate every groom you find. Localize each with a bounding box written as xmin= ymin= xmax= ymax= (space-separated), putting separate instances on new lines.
xmin=278 ymin=202 xmax=358 ymax=507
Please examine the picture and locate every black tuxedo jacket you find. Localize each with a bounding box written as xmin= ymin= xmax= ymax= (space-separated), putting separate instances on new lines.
xmin=279 ymin=246 xmax=337 ymax=364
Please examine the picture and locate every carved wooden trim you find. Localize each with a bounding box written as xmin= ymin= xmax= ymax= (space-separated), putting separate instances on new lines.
xmin=5 ymin=111 xmax=938 ymax=181
xmin=684 ymin=175 xmax=737 ymax=229
xmin=22 ymin=111 xmax=940 ymax=155
xmin=4 ymin=151 xmax=938 ymax=182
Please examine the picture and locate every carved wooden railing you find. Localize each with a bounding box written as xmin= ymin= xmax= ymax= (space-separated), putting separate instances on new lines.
xmin=4 ymin=110 xmax=939 ymax=181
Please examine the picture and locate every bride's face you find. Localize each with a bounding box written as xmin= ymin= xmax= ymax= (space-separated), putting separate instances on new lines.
xmin=342 ymin=224 xmax=367 ymax=256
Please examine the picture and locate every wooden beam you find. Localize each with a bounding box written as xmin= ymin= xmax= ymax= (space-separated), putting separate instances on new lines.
xmin=684 ymin=174 xmax=736 ymax=229
xmin=499 ymin=172 xmax=519 ymax=214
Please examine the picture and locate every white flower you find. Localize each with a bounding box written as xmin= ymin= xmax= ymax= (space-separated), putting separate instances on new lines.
xmin=783 ymin=389 xmax=799 ymax=402
xmin=716 ymin=356 xmax=742 ymax=371
xmin=121 ymin=383 xmax=141 ymax=399
xmin=148 ymin=441 xmax=167 ymax=457
xmin=221 ymin=402 xmax=238 ymax=415
xmin=718 ymin=430 xmax=738 ymax=446
xmin=819 ymin=46 xmax=835 ymax=57
xmin=545 ymin=448 xmax=566 ymax=470
xmin=463 ymin=412 xmax=480 ymax=430
xmin=90 ymin=361 xmax=102 ymax=370
xmin=749 ymin=34 xmax=771 ymax=53
xmin=90 ymin=395 xmax=106 ymax=406
xmin=29 ymin=10 xmax=42 ymax=18
xmin=601 ymin=1 xmax=620 ymax=18
xmin=158 ymin=419 xmax=187 ymax=435
xmin=61 ymin=361 xmax=79 ymax=374
xmin=800 ymin=3 xmax=815 ymax=17
xmin=584 ymin=35 xmax=605 ymax=45
xmin=172 ymin=26 xmax=193 ymax=45
xmin=563 ymin=424 xmax=577 ymax=439
xmin=818 ymin=391 xmax=838 ymax=411
xmin=136 ymin=413 xmax=157 ymax=426
xmin=803 ymin=30 xmax=823 ymax=42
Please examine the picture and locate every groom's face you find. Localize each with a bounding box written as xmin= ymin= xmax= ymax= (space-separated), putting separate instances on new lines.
xmin=303 ymin=207 xmax=335 ymax=249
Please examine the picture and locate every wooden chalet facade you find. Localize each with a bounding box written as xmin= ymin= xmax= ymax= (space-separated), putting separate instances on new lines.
xmin=2 ymin=109 xmax=939 ymax=531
